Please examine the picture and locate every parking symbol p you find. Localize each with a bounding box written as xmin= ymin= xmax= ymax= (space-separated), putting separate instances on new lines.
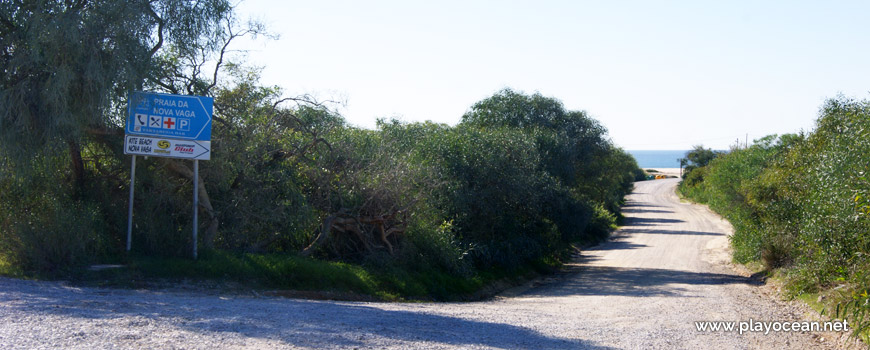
xmin=178 ymin=119 xmax=190 ymax=131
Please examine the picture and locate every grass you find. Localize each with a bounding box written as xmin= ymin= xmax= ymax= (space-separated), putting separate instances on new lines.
xmin=795 ymin=290 xmax=870 ymax=344
xmin=65 ymin=249 xmax=560 ymax=302
xmin=133 ymin=251 xmax=379 ymax=294
xmin=795 ymin=292 xmax=824 ymax=314
xmin=0 ymin=254 xmax=21 ymax=277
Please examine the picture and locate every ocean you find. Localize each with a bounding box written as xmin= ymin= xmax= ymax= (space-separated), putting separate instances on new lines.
xmin=627 ymin=150 xmax=689 ymax=169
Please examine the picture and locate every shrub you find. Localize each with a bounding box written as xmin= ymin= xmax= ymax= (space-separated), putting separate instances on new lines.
xmin=0 ymin=163 xmax=109 ymax=273
xmin=678 ymin=96 xmax=870 ymax=336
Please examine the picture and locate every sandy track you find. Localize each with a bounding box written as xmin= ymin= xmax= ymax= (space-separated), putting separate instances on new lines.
xmin=0 ymin=179 xmax=853 ymax=349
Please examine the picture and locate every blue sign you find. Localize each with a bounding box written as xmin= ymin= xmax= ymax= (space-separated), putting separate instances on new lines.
xmin=126 ymin=91 xmax=213 ymax=141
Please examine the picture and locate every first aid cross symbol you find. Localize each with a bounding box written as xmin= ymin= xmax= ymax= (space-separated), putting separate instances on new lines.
xmin=164 ymin=118 xmax=175 ymax=129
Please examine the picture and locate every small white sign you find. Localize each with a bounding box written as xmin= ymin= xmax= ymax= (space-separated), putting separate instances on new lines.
xmin=124 ymin=135 xmax=210 ymax=160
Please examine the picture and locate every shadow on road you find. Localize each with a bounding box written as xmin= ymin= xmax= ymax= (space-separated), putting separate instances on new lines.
xmin=621 ymin=202 xmax=666 ymax=208
xmin=585 ymin=236 xmax=648 ymax=252
xmin=521 ymin=266 xmax=761 ymax=298
xmin=620 ymin=208 xmax=674 ymax=214
xmin=0 ymin=279 xmax=615 ymax=349
xmin=623 ymin=217 xmax=686 ymax=226
xmin=618 ymin=228 xmax=724 ymax=237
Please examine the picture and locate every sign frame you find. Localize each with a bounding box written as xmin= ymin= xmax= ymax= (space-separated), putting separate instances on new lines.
xmin=125 ymin=91 xmax=214 ymax=260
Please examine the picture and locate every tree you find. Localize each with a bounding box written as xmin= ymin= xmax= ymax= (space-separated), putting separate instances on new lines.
xmin=686 ymin=145 xmax=720 ymax=167
xmin=461 ymin=88 xmax=610 ymax=187
xmin=681 ymin=145 xmax=722 ymax=178
xmin=450 ymin=89 xmax=642 ymax=267
xmin=0 ymin=0 xmax=232 ymax=187
xmin=461 ymin=88 xmax=607 ymax=146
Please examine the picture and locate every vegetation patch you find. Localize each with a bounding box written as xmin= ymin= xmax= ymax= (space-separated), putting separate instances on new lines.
xmin=70 ymin=249 xmax=573 ymax=301
xmin=677 ymin=97 xmax=870 ymax=340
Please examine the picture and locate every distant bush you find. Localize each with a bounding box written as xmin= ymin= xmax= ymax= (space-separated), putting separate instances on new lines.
xmin=679 ymin=145 xmax=724 ymax=182
xmin=375 ymin=117 xmax=629 ymax=270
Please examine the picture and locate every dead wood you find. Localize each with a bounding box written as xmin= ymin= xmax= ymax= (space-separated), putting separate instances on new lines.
xmin=300 ymin=209 xmax=409 ymax=258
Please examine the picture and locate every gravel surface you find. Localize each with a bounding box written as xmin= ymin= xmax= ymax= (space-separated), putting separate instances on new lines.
xmin=0 ymin=179 xmax=862 ymax=349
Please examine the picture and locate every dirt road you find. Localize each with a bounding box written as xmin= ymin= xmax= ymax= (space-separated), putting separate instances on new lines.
xmin=0 ymin=179 xmax=851 ymax=349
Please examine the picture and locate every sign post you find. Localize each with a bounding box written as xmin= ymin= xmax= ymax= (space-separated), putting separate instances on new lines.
xmin=127 ymin=155 xmax=136 ymax=252
xmin=124 ymin=91 xmax=213 ymax=259
xmin=193 ymin=160 xmax=199 ymax=259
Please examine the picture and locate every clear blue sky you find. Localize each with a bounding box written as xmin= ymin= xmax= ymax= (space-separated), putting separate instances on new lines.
xmin=234 ymin=0 xmax=870 ymax=150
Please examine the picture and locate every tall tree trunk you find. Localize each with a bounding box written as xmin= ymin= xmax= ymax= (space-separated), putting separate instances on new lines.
xmin=67 ymin=139 xmax=85 ymax=193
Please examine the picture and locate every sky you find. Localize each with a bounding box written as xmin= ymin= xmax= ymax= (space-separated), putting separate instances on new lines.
xmin=232 ymin=0 xmax=870 ymax=150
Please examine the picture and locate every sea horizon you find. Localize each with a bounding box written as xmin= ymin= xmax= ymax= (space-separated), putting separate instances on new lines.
xmin=627 ymin=150 xmax=689 ymax=169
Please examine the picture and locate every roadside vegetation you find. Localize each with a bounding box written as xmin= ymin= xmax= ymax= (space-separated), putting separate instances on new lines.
xmin=678 ymin=97 xmax=870 ymax=339
xmin=0 ymin=1 xmax=643 ymax=300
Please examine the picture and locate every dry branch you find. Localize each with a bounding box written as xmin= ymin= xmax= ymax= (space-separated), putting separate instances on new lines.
xmin=300 ymin=209 xmax=408 ymax=258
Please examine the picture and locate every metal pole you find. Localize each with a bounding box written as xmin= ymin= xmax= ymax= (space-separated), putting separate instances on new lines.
xmin=127 ymin=155 xmax=136 ymax=252
xmin=193 ymin=159 xmax=199 ymax=259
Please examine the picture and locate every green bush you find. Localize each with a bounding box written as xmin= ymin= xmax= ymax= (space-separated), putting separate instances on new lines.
xmin=369 ymin=88 xmax=643 ymax=271
xmin=378 ymin=122 xmax=567 ymax=269
xmin=678 ymin=96 xmax=870 ymax=337
xmin=586 ymin=203 xmax=618 ymax=242
xmin=0 ymin=163 xmax=109 ymax=273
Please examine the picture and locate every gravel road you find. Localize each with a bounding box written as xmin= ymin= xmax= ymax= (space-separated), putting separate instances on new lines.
xmin=0 ymin=179 xmax=859 ymax=349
